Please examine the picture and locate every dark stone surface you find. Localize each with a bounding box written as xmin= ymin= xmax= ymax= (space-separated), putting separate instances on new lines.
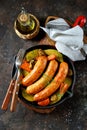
xmin=0 ymin=0 xmax=87 ymax=130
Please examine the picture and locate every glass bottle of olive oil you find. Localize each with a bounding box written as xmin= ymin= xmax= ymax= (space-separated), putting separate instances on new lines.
xmin=16 ymin=7 xmax=36 ymax=34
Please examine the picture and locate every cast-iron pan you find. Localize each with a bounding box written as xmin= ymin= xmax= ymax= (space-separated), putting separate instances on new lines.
xmin=18 ymin=45 xmax=76 ymax=109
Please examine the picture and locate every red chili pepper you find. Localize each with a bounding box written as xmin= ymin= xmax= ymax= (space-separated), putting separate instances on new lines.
xmin=73 ymin=15 xmax=86 ymax=27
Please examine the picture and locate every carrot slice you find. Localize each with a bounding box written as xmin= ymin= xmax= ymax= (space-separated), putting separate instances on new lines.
xmin=47 ymin=54 xmax=56 ymax=61
xmin=20 ymin=60 xmax=32 ymax=72
xmin=59 ymin=83 xmax=69 ymax=94
xmin=37 ymin=98 xmax=50 ymax=106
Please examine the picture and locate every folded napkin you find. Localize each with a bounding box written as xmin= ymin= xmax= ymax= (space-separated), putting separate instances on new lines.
xmin=40 ymin=18 xmax=87 ymax=61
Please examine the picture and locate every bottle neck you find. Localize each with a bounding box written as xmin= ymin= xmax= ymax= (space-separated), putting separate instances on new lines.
xmin=16 ymin=8 xmax=36 ymax=34
xmin=19 ymin=13 xmax=28 ymax=23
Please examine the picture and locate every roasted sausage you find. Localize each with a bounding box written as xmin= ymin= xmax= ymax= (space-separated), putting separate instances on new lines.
xmin=34 ymin=62 xmax=69 ymax=101
xmin=22 ymin=56 xmax=47 ymax=86
xmin=26 ymin=60 xmax=58 ymax=94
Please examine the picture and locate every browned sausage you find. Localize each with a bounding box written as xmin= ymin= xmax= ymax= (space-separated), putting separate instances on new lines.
xmin=34 ymin=62 xmax=69 ymax=101
xmin=22 ymin=56 xmax=47 ymax=86
xmin=26 ymin=60 xmax=58 ymax=94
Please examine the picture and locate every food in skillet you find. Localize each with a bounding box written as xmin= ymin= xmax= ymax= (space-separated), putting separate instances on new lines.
xmin=20 ymin=49 xmax=73 ymax=106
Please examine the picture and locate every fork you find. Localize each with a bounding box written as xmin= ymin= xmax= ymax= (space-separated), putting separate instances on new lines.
xmin=10 ymin=49 xmax=25 ymax=112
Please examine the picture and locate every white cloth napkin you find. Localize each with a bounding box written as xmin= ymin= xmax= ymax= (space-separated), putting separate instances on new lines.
xmin=40 ymin=18 xmax=87 ymax=61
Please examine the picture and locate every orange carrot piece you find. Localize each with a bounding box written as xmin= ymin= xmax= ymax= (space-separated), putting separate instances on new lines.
xmin=19 ymin=74 xmax=23 ymax=81
xmin=55 ymin=83 xmax=70 ymax=102
xmin=60 ymin=83 xmax=64 ymax=91
xmin=20 ymin=60 xmax=32 ymax=72
xmin=59 ymin=83 xmax=69 ymax=94
xmin=47 ymin=54 xmax=56 ymax=61
xmin=37 ymin=98 xmax=50 ymax=106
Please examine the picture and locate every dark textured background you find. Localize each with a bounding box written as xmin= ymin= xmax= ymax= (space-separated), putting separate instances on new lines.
xmin=0 ymin=0 xmax=87 ymax=130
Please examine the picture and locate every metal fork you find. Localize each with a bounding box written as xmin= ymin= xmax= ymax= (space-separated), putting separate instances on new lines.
xmin=10 ymin=49 xmax=25 ymax=112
